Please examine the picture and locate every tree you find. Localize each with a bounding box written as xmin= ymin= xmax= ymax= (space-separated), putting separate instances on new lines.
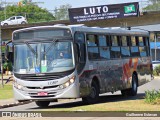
xmin=148 ymin=0 xmax=160 ymax=4
xmin=143 ymin=0 xmax=160 ymax=11
xmin=0 ymin=4 xmax=55 ymax=23
xmin=54 ymin=4 xmax=72 ymax=20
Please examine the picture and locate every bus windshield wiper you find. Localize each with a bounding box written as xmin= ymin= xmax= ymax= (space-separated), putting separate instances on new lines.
xmin=42 ymin=39 xmax=58 ymax=55
xmin=24 ymin=41 xmax=37 ymax=56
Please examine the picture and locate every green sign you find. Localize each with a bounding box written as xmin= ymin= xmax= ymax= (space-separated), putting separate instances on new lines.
xmin=124 ymin=4 xmax=136 ymax=13
xmin=41 ymin=60 xmax=47 ymax=72
xmin=41 ymin=66 xmax=47 ymax=73
xmin=20 ymin=0 xmax=27 ymax=5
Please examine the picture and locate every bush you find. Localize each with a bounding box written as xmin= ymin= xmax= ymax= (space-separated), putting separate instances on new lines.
xmin=3 ymin=61 xmax=12 ymax=71
xmin=145 ymin=89 xmax=160 ymax=104
xmin=153 ymin=65 xmax=160 ymax=76
xmin=153 ymin=70 xmax=157 ymax=76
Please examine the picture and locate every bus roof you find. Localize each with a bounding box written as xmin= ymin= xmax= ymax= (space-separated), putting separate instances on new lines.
xmin=13 ymin=24 xmax=149 ymax=37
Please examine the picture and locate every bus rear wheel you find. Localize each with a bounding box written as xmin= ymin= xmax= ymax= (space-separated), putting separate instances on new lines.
xmin=121 ymin=74 xmax=138 ymax=96
xmin=35 ymin=101 xmax=50 ymax=107
xmin=82 ymin=81 xmax=99 ymax=104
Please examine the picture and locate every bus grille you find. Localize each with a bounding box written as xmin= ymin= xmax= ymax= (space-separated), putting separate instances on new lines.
xmin=26 ymin=85 xmax=59 ymax=89
xmin=14 ymin=69 xmax=74 ymax=81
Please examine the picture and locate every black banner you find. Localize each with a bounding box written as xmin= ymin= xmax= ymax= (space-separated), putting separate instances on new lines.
xmin=68 ymin=2 xmax=139 ymax=23
xmin=0 ymin=111 xmax=160 ymax=117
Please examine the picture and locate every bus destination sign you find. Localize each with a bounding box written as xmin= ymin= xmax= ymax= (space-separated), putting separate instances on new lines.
xmin=68 ymin=2 xmax=139 ymax=23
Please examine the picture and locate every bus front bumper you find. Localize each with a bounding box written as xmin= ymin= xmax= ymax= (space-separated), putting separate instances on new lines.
xmin=13 ymin=81 xmax=80 ymax=101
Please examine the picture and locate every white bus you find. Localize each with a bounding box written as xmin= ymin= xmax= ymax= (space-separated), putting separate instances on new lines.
xmin=10 ymin=24 xmax=153 ymax=107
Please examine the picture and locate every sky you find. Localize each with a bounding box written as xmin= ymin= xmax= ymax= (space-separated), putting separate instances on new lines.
xmin=5 ymin=0 xmax=147 ymax=10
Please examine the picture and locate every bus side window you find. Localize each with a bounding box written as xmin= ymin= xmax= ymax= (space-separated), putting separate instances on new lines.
xmin=139 ymin=47 xmax=147 ymax=57
xmin=111 ymin=35 xmax=118 ymax=46
xmin=87 ymin=34 xmax=99 ymax=60
xmin=110 ymin=47 xmax=121 ymax=58
xmin=98 ymin=35 xmax=107 ymax=46
xmin=121 ymin=36 xmax=130 ymax=58
xmin=131 ymin=46 xmax=139 ymax=57
xmin=122 ymin=36 xmax=127 ymax=46
xmin=98 ymin=35 xmax=110 ymax=59
xmin=139 ymin=37 xmax=144 ymax=46
xmin=131 ymin=36 xmax=136 ymax=46
xmin=131 ymin=36 xmax=140 ymax=57
xmin=87 ymin=34 xmax=98 ymax=47
xmin=138 ymin=36 xmax=149 ymax=57
xmin=131 ymin=36 xmax=139 ymax=46
xmin=110 ymin=35 xmax=121 ymax=58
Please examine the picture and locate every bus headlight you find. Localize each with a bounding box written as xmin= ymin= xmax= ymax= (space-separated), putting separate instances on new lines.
xmin=14 ymin=81 xmax=25 ymax=91
xmin=64 ymin=82 xmax=70 ymax=88
xmin=17 ymin=84 xmax=23 ymax=90
xmin=60 ymin=76 xmax=75 ymax=89
xmin=69 ymin=77 xmax=75 ymax=84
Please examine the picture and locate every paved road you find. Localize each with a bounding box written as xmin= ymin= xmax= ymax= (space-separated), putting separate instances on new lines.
xmin=1 ymin=78 xmax=160 ymax=111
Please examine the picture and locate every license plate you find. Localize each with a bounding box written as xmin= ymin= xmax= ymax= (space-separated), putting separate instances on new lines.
xmin=37 ymin=92 xmax=48 ymax=96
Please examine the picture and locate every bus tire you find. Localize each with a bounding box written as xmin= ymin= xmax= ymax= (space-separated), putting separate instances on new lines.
xmin=35 ymin=101 xmax=50 ymax=107
xmin=129 ymin=74 xmax=138 ymax=96
xmin=121 ymin=74 xmax=138 ymax=96
xmin=82 ymin=81 xmax=99 ymax=104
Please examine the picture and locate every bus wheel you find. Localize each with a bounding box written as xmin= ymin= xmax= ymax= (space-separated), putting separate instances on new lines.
xmin=82 ymin=81 xmax=99 ymax=104
xmin=130 ymin=74 xmax=138 ymax=96
xmin=121 ymin=74 xmax=138 ymax=96
xmin=35 ymin=101 xmax=50 ymax=107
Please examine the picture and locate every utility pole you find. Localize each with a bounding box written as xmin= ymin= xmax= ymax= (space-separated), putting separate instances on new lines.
xmin=4 ymin=0 xmax=6 ymax=20
xmin=155 ymin=33 xmax=157 ymax=61
xmin=0 ymin=22 xmax=3 ymax=88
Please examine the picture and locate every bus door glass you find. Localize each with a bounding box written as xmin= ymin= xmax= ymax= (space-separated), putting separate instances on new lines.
xmin=74 ymin=32 xmax=86 ymax=74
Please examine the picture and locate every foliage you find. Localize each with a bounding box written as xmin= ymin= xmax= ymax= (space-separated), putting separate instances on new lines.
xmin=0 ymin=5 xmax=55 ymax=23
xmin=143 ymin=0 xmax=160 ymax=11
xmin=145 ymin=89 xmax=160 ymax=104
xmin=153 ymin=65 xmax=160 ymax=76
xmin=148 ymin=0 xmax=160 ymax=4
xmin=54 ymin=4 xmax=72 ymax=20
xmin=153 ymin=69 xmax=157 ymax=76
xmin=3 ymin=61 xmax=12 ymax=71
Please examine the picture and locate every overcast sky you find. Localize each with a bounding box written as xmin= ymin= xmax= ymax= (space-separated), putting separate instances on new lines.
xmin=5 ymin=0 xmax=147 ymax=10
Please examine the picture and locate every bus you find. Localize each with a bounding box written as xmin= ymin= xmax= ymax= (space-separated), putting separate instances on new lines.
xmin=10 ymin=24 xmax=153 ymax=107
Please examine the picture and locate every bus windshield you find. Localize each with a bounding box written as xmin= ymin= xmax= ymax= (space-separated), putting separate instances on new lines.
xmin=14 ymin=41 xmax=74 ymax=74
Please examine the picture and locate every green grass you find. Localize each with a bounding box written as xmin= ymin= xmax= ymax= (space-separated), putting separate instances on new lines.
xmin=42 ymin=99 xmax=160 ymax=111
xmin=0 ymin=84 xmax=13 ymax=99
xmin=145 ymin=89 xmax=160 ymax=104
